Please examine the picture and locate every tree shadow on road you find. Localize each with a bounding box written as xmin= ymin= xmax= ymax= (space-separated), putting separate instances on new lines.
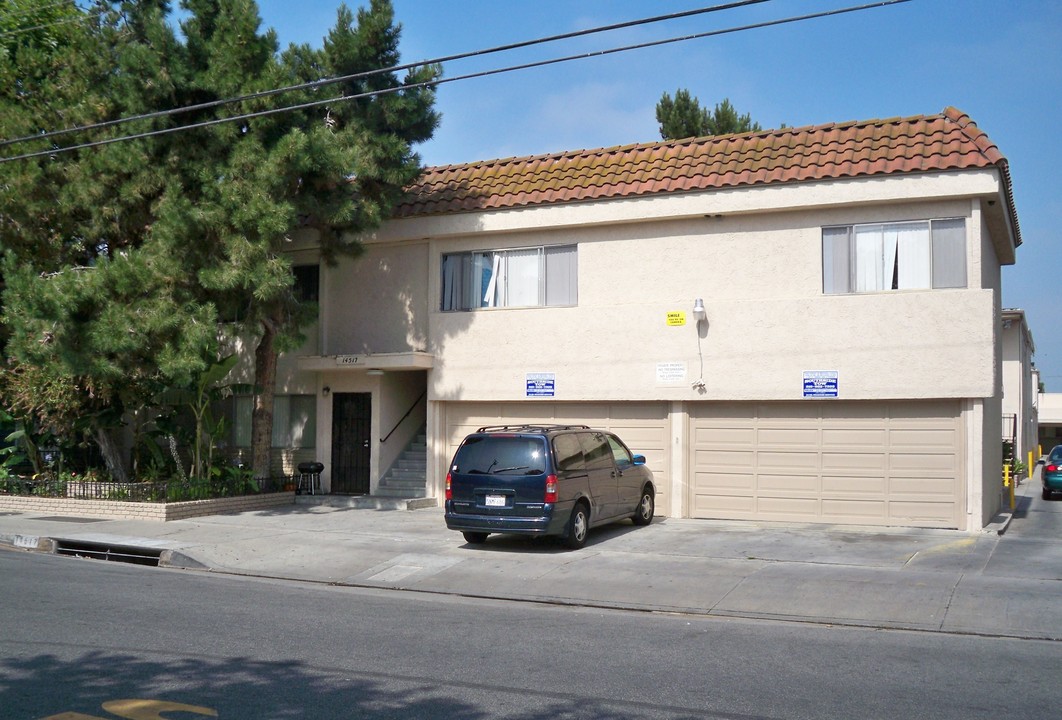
xmin=2 ymin=648 xmax=704 ymax=720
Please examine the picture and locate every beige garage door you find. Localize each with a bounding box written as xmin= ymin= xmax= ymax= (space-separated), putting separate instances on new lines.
xmin=689 ymin=401 xmax=964 ymax=528
xmin=443 ymin=402 xmax=670 ymax=515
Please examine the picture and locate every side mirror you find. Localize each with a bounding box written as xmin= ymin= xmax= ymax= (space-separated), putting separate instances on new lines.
xmin=632 ymin=454 xmax=646 ymax=465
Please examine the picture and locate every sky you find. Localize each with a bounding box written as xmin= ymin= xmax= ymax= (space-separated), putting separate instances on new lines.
xmin=252 ymin=0 xmax=1061 ymax=390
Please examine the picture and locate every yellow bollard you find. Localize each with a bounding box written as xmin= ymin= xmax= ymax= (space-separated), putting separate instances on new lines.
xmin=1029 ymin=450 xmax=1034 ymax=479
xmin=1004 ymin=464 xmax=1015 ymax=510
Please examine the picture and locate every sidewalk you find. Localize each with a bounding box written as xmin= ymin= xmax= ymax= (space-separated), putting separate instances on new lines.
xmin=3 ymin=475 xmax=1060 ymax=641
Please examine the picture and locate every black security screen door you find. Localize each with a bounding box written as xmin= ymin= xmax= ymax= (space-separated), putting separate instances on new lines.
xmin=331 ymin=393 xmax=371 ymax=494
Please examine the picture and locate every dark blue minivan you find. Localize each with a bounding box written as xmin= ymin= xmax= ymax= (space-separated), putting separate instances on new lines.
xmin=444 ymin=424 xmax=655 ymax=549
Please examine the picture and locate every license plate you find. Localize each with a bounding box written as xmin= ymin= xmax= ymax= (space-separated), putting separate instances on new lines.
xmin=485 ymin=494 xmax=506 ymax=507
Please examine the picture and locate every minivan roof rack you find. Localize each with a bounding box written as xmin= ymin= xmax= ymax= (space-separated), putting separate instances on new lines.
xmin=475 ymin=424 xmax=591 ymax=434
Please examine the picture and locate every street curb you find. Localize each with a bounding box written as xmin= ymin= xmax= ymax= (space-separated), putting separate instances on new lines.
xmin=983 ymin=511 xmax=1013 ymax=535
xmin=0 ymin=533 xmax=56 ymax=553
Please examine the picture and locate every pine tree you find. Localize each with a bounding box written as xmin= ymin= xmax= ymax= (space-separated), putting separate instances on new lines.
xmin=0 ymin=0 xmax=440 ymax=482
xmin=173 ymin=0 xmax=440 ymax=482
xmin=656 ymin=90 xmax=763 ymax=140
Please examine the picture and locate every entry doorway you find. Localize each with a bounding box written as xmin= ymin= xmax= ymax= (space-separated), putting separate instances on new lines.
xmin=331 ymin=392 xmax=371 ymax=494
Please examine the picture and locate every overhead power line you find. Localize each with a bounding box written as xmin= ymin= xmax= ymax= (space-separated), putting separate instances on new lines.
xmin=0 ymin=0 xmax=77 ymax=23
xmin=0 ymin=1 xmax=96 ymax=39
xmin=0 ymin=0 xmax=772 ymax=150
xmin=0 ymin=0 xmax=911 ymax=164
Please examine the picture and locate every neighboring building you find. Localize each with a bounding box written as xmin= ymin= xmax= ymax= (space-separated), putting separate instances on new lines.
xmin=251 ymin=107 xmax=1023 ymax=532
xmin=1039 ymin=393 xmax=1062 ymax=453
xmin=1001 ymin=309 xmax=1037 ymax=469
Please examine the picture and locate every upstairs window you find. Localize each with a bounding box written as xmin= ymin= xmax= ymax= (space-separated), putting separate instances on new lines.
xmin=440 ymin=245 xmax=577 ymax=311
xmin=822 ymin=219 xmax=966 ymax=294
xmin=292 ymin=264 xmax=320 ymax=303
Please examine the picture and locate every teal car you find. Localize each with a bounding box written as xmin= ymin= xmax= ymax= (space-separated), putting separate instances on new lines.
xmin=1042 ymin=445 xmax=1062 ymax=500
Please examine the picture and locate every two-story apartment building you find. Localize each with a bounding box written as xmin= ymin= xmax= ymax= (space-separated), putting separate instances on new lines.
xmin=258 ymin=107 xmax=1022 ymax=532
xmin=1001 ymin=308 xmax=1037 ymax=470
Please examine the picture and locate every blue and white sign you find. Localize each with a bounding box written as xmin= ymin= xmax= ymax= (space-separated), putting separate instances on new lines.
xmin=803 ymin=371 xmax=838 ymax=398
xmin=526 ymin=372 xmax=556 ymax=397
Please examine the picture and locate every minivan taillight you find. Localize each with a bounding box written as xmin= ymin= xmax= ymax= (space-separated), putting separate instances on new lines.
xmin=544 ymin=474 xmax=558 ymax=503
xmin=1048 ymin=464 xmax=1060 ymax=473
xmin=445 ymin=473 xmax=452 ymax=500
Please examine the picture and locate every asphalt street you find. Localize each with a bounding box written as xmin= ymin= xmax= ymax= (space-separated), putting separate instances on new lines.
xmin=2 ymin=465 xmax=1060 ymax=641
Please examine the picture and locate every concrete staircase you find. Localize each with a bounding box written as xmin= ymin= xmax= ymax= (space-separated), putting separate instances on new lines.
xmin=295 ymin=429 xmax=437 ymax=510
xmin=377 ymin=429 xmax=432 ymax=503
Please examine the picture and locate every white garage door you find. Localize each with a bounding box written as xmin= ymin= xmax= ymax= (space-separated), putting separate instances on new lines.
xmin=689 ymin=401 xmax=964 ymax=528
xmin=443 ymin=402 xmax=670 ymax=515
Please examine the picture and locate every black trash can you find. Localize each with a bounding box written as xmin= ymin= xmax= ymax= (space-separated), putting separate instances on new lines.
xmin=295 ymin=462 xmax=324 ymax=495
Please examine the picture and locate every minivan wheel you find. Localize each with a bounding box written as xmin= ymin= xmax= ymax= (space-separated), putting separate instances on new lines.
xmin=1043 ymin=487 xmax=1053 ymax=501
xmin=462 ymin=531 xmax=489 ymax=544
xmin=632 ymin=486 xmax=654 ymax=526
xmin=564 ymin=503 xmax=589 ymax=550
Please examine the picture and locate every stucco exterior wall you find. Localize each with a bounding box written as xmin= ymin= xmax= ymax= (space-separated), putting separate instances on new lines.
xmin=426 ymin=200 xmax=996 ymax=404
xmin=322 ymin=240 xmax=429 ymax=356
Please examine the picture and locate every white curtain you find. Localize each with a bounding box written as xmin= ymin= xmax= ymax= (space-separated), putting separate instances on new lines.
xmin=931 ymin=218 xmax=967 ymax=288
xmin=545 ymin=245 xmax=578 ymax=305
xmin=894 ymin=222 xmax=931 ymax=289
xmin=855 ymin=225 xmax=884 ymax=292
xmin=440 ymin=255 xmax=459 ymax=310
xmin=482 ymin=253 xmax=502 ymax=307
xmin=504 ymin=248 xmax=541 ymax=306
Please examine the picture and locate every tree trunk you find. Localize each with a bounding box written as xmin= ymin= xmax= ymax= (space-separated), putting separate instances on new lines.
xmin=94 ymin=427 xmax=129 ymax=483
xmin=251 ymin=318 xmax=279 ymax=487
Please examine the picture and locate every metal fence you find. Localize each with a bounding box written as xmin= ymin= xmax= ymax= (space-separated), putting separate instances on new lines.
xmin=0 ymin=474 xmax=289 ymax=502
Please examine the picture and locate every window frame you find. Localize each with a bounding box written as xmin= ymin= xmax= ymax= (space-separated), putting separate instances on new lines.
xmin=822 ymin=218 xmax=967 ymax=294
xmin=227 ymin=393 xmax=316 ymax=449
xmin=440 ymin=244 xmax=578 ymax=312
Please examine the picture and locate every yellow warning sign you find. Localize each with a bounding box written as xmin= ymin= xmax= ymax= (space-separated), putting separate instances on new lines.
xmin=666 ymin=312 xmax=686 ymax=327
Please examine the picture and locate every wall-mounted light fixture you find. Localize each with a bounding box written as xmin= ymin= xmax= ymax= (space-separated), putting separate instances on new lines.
xmin=366 ymin=369 xmax=385 ymax=376
xmin=692 ymin=298 xmax=706 ymax=322
xmin=322 ymin=386 xmax=331 ymax=397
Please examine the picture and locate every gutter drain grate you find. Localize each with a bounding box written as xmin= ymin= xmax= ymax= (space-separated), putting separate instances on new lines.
xmin=55 ymin=540 xmax=162 ymax=567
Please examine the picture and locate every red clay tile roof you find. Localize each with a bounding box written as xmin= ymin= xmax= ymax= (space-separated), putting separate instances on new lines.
xmin=397 ymin=106 xmax=1020 ymax=246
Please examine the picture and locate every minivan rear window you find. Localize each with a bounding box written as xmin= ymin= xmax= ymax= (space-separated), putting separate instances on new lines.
xmin=453 ymin=437 xmax=547 ymax=475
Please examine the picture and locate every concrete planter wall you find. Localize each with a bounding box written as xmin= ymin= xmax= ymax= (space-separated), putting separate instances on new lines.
xmin=0 ymin=492 xmax=295 ymax=521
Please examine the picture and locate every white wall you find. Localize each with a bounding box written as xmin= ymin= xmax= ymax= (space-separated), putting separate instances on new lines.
xmin=425 ymin=200 xmax=997 ymax=405
xmin=322 ymin=241 xmax=429 ymax=356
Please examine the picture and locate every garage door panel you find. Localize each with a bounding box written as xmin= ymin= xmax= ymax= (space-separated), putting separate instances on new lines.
xmin=822 ymin=428 xmax=887 ymax=448
xmin=609 ymin=403 xmax=668 ymax=421
xmin=696 ymin=448 xmax=755 ymax=470
xmin=612 ymin=425 xmax=665 ymax=446
xmin=757 ymin=497 xmax=819 ymax=517
xmin=889 ymin=428 xmax=958 ymax=450
xmin=695 ymin=427 xmax=754 ymax=447
xmin=693 ymin=493 xmax=755 ymax=515
xmin=822 ymin=403 xmax=893 ymax=422
xmin=890 ymin=454 xmax=954 ymax=473
xmin=757 ymin=451 xmax=819 ymax=471
xmin=689 ymin=401 xmax=963 ymax=529
xmin=757 ymin=403 xmax=820 ymax=421
xmin=889 ymin=501 xmax=954 ymax=524
xmin=822 ymin=475 xmax=885 ymax=495
xmin=757 ymin=427 xmax=820 ymax=445
xmin=822 ymin=452 xmax=886 ymax=472
xmin=890 ymin=477 xmax=956 ymax=496
xmin=758 ymin=473 xmax=820 ymax=493
xmin=551 ymin=404 xmax=607 ymax=422
xmin=890 ymin=402 xmax=961 ymax=421
xmin=822 ymin=499 xmax=886 ymax=520
xmin=693 ymin=471 xmax=754 ymax=491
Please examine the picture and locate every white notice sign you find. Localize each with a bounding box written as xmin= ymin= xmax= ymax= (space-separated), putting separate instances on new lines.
xmin=656 ymin=362 xmax=687 ymax=384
